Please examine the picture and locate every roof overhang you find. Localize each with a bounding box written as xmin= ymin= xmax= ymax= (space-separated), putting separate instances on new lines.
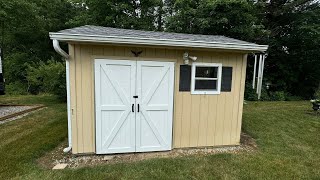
xmin=49 ymin=32 xmax=268 ymax=52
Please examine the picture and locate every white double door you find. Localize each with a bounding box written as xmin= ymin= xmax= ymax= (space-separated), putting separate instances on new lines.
xmin=95 ymin=59 xmax=174 ymax=154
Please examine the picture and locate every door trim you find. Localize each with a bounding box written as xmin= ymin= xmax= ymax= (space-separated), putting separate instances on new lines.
xmin=94 ymin=58 xmax=175 ymax=154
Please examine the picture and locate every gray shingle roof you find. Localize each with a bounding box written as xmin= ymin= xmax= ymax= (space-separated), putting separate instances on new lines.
xmin=50 ymin=25 xmax=268 ymax=52
xmin=57 ymin=25 xmax=255 ymax=45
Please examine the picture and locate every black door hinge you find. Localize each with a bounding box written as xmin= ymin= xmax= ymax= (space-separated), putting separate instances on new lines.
xmin=133 ymin=95 xmax=138 ymax=98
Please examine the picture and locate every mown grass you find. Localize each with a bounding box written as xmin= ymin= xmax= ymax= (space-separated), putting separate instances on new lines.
xmin=0 ymin=95 xmax=319 ymax=179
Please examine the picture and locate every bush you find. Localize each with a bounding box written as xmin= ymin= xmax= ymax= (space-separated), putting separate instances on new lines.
xmin=5 ymin=81 xmax=28 ymax=95
xmin=26 ymin=59 xmax=66 ymax=100
xmin=244 ymin=83 xmax=258 ymax=101
xmin=269 ymin=91 xmax=286 ymax=101
xmin=314 ymin=85 xmax=320 ymax=99
xmin=245 ymin=82 xmax=299 ymax=101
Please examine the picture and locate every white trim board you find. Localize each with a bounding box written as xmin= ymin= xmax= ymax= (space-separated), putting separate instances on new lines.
xmin=49 ymin=33 xmax=268 ymax=52
xmin=191 ymin=62 xmax=222 ymax=95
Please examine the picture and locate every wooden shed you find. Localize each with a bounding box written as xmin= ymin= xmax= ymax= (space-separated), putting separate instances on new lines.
xmin=50 ymin=25 xmax=268 ymax=154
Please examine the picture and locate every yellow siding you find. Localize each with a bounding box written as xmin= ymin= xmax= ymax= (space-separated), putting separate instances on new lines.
xmin=69 ymin=44 xmax=247 ymax=154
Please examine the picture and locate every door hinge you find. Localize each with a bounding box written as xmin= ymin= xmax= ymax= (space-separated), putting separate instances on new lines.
xmin=133 ymin=95 xmax=138 ymax=98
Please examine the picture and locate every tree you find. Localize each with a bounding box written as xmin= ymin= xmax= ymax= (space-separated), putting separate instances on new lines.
xmin=0 ymin=0 xmax=80 ymax=94
xmin=72 ymin=0 xmax=163 ymax=31
xmin=256 ymin=0 xmax=320 ymax=98
xmin=166 ymin=0 xmax=266 ymax=41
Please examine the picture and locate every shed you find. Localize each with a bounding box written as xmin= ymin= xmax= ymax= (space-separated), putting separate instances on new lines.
xmin=49 ymin=25 xmax=268 ymax=154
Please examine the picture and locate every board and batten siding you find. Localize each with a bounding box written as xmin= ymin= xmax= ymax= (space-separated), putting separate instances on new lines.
xmin=68 ymin=44 xmax=247 ymax=154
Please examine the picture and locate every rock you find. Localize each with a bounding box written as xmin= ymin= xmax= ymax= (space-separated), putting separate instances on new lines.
xmin=52 ymin=163 xmax=68 ymax=170
xmin=103 ymin=155 xmax=114 ymax=161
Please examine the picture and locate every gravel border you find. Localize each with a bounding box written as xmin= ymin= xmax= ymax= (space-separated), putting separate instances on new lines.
xmin=0 ymin=106 xmax=34 ymax=118
xmin=0 ymin=107 xmax=46 ymax=125
xmin=38 ymin=132 xmax=257 ymax=169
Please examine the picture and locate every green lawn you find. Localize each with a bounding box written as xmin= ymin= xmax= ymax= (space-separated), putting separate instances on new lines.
xmin=0 ymin=95 xmax=319 ymax=179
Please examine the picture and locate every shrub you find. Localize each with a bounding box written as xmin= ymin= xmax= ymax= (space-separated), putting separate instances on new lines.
xmin=245 ymin=82 xmax=296 ymax=101
xmin=26 ymin=59 xmax=66 ymax=100
xmin=5 ymin=81 xmax=28 ymax=95
xmin=269 ymin=91 xmax=286 ymax=101
xmin=244 ymin=83 xmax=258 ymax=101
xmin=314 ymin=85 xmax=320 ymax=99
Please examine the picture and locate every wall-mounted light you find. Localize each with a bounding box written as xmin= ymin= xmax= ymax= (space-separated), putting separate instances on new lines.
xmin=183 ymin=52 xmax=198 ymax=65
xmin=266 ymin=82 xmax=271 ymax=90
xmin=183 ymin=52 xmax=189 ymax=64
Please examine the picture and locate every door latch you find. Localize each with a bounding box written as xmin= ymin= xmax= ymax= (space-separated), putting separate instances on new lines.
xmin=133 ymin=95 xmax=138 ymax=98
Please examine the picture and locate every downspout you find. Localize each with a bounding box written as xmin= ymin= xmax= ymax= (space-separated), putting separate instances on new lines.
xmin=252 ymin=54 xmax=257 ymax=89
xmin=256 ymin=54 xmax=262 ymax=95
xmin=53 ymin=39 xmax=72 ymax=153
xmin=258 ymin=54 xmax=266 ymax=99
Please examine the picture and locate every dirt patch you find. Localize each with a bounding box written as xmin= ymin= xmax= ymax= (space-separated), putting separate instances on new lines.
xmin=38 ymin=132 xmax=257 ymax=169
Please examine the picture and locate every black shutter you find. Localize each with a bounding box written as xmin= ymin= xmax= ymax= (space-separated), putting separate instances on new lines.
xmin=179 ymin=65 xmax=191 ymax=91
xmin=221 ymin=67 xmax=233 ymax=92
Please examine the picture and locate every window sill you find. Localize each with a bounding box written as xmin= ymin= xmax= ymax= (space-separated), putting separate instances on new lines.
xmin=191 ymin=90 xmax=221 ymax=95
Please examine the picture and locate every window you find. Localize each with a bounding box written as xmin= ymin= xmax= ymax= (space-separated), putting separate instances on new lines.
xmin=191 ymin=63 xmax=222 ymax=94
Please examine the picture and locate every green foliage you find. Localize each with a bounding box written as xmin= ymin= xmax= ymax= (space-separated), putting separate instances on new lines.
xmin=1 ymin=0 xmax=319 ymax=100
xmin=166 ymin=0 xmax=266 ymax=41
xmin=5 ymin=81 xmax=28 ymax=95
xmin=314 ymin=85 xmax=320 ymax=99
xmin=26 ymin=60 xmax=66 ymax=100
xmin=269 ymin=91 xmax=286 ymax=101
xmin=244 ymin=82 xmax=258 ymax=101
xmin=255 ymin=0 xmax=320 ymax=98
xmin=245 ymin=82 xmax=298 ymax=101
xmin=72 ymin=0 xmax=164 ymax=30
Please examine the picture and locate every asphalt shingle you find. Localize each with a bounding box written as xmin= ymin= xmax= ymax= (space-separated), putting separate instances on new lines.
xmin=56 ymin=25 xmax=258 ymax=46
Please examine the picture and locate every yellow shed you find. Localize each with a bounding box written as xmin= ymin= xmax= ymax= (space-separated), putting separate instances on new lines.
xmin=50 ymin=25 xmax=268 ymax=154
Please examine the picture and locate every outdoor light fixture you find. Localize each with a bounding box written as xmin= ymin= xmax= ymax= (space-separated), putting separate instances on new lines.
xmin=183 ymin=52 xmax=198 ymax=65
xmin=266 ymin=82 xmax=271 ymax=90
xmin=183 ymin=52 xmax=189 ymax=64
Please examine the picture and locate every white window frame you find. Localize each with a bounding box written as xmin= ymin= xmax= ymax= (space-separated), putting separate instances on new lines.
xmin=191 ymin=62 xmax=222 ymax=95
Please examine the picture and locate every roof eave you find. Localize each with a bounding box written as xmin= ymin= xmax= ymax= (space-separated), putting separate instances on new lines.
xmin=49 ymin=33 xmax=268 ymax=52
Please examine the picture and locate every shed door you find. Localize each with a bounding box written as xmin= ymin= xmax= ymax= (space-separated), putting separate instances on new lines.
xmin=95 ymin=60 xmax=136 ymax=154
xmin=95 ymin=59 xmax=174 ymax=154
xmin=136 ymin=61 xmax=174 ymax=152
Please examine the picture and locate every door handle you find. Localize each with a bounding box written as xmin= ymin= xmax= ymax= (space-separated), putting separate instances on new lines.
xmin=138 ymin=104 xmax=140 ymax=112
xmin=132 ymin=104 xmax=134 ymax=112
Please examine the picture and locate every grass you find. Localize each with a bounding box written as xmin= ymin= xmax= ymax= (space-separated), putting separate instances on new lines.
xmin=0 ymin=95 xmax=320 ymax=179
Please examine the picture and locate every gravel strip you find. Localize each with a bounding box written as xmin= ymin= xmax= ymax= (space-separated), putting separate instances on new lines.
xmin=0 ymin=106 xmax=34 ymax=118
xmin=0 ymin=106 xmax=46 ymax=125
xmin=38 ymin=132 xmax=257 ymax=169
